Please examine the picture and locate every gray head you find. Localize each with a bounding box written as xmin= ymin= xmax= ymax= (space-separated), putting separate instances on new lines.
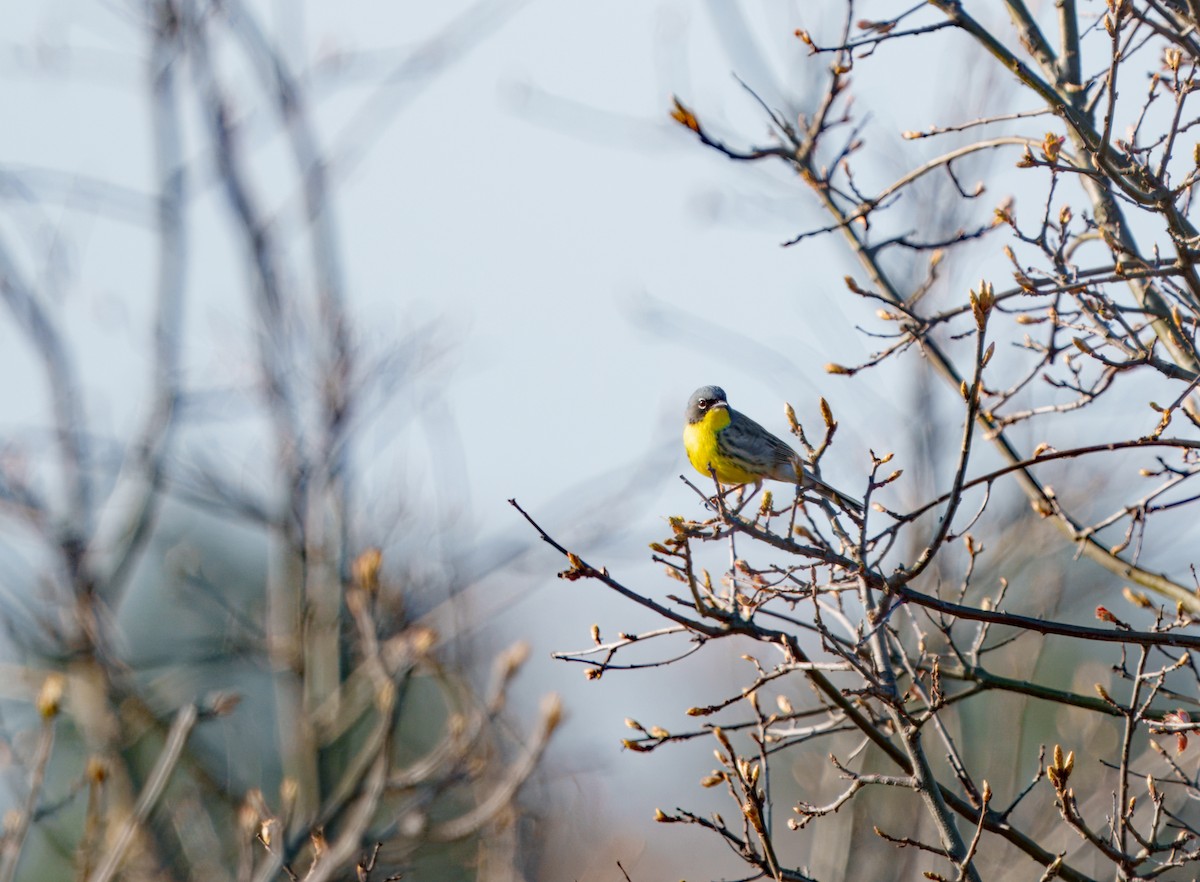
xmin=686 ymin=385 xmax=729 ymax=423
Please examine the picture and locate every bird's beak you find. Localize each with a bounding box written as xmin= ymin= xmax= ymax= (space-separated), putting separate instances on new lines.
xmin=711 ymin=401 xmax=729 ymax=410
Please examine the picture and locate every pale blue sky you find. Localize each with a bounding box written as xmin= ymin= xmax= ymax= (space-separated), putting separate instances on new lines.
xmin=1 ymin=2 xmax=1148 ymax=878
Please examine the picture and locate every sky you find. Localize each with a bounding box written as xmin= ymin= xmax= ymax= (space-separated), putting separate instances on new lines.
xmin=0 ymin=1 xmax=1133 ymax=879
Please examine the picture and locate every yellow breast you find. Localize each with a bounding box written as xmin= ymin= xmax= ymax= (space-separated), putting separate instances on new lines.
xmin=683 ymin=407 xmax=758 ymax=485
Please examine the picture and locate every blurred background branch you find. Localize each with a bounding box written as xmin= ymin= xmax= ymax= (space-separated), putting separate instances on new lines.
xmin=0 ymin=1 xmax=559 ymax=880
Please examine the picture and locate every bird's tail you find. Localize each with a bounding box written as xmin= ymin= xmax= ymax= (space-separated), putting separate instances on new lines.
xmin=805 ymin=474 xmax=864 ymax=516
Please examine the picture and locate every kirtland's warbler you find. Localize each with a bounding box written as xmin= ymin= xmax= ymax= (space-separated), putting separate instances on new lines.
xmin=683 ymin=385 xmax=862 ymax=513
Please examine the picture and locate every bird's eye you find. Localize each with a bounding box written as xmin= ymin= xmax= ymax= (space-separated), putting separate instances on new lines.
xmin=698 ymin=399 xmax=709 ymax=409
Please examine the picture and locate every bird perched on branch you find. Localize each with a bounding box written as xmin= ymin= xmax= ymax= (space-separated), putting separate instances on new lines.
xmin=683 ymin=385 xmax=862 ymax=514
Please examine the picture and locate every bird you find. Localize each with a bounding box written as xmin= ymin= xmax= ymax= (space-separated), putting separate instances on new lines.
xmin=683 ymin=385 xmax=863 ymax=514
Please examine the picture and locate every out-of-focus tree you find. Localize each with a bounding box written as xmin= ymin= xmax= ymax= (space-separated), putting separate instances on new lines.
xmin=0 ymin=2 xmax=557 ymax=881
xmin=522 ymin=2 xmax=1200 ymax=879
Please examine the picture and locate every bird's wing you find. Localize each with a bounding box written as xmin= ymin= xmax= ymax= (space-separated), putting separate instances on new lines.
xmin=726 ymin=409 xmax=801 ymax=479
xmin=728 ymin=409 xmax=864 ymax=512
